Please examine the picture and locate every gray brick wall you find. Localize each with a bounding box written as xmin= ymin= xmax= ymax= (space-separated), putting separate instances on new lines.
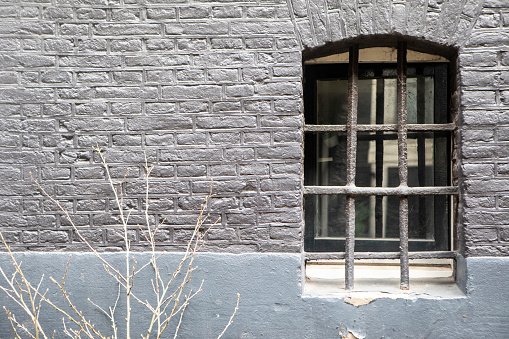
xmin=0 ymin=0 xmax=508 ymax=256
xmin=0 ymin=0 xmax=302 ymax=252
xmin=460 ymin=1 xmax=509 ymax=256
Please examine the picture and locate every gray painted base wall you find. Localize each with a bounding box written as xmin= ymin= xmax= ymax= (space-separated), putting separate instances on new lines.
xmin=0 ymin=253 xmax=507 ymax=338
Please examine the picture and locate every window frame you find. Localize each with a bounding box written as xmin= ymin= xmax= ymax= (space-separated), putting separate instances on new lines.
xmin=302 ymin=43 xmax=459 ymax=290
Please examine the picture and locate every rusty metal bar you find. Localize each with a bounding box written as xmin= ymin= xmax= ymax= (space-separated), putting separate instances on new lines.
xmin=304 ymin=123 xmax=455 ymax=133
xmin=397 ymin=41 xmax=409 ymax=290
xmin=345 ymin=44 xmax=359 ymax=290
xmin=305 ymin=251 xmax=458 ymax=261
xmin=304 ymin=185 xmax=458 ymax=195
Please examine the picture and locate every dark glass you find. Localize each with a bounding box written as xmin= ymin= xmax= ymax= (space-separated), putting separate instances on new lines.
xmin=316 ymin=79 xmax=348 ymax=125
xmin=309 ymin=194 xmax=451 ymax=244
xmin=304 ymin=132 xmax=347 ymax=187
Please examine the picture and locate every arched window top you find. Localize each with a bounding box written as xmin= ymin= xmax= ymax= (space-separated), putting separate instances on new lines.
xmin=305 ymin=46 xmax=449 ymax=64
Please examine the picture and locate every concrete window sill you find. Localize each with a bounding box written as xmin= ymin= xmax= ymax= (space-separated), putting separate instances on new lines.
xmin=303 ymin=259 xmax=466 ymax=300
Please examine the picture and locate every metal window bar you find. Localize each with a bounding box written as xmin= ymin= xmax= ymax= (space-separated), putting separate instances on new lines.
xmin=397 ymin=41 xmax=410 ymax=290
xmin=304 ymin=43 xmax=457 ymax=291
xmin=345 ymin=44 xmax=359 ymax=290
xmin=304 ymin=123 xmax=455 ymax=132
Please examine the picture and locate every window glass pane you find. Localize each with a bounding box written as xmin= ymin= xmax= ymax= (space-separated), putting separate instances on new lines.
xmin=305 ymin=132 xmax=347 ymax=186
xmin=310 ymin=194 xmax=451 ymax=244
xmin=312 ymin=194 xmax=346 ymax=239
xmin=316 ymin=79 xmax=348 ymax=125
xmin=356 ymin=132 xmax=399 ymax=187
xmin=407 ymin=132 xmax=449 ymax=187
xmin=357 ymin=74 xmax=435 ymax=125
xmin=407 ymin=76 xmax=434 ymax=124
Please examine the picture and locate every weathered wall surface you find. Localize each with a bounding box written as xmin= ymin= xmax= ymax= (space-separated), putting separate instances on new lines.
xmin=0 ymin=253 xmax=509 ymax=338
xmin=459 ymin=1 xmax=509 ymax=256
xmin=1 ymin=0 xmax=509 ymax=338
xmin=0 ymin=0 xmax=302 ymax=252
xmin=0 ymin=0 xmax=508 ymax=256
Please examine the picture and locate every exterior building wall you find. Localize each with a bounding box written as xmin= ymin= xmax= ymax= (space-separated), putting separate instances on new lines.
xmin=0 ymin=0 xmax=508 ymax=256
xmin=0 ymin=0 xmax=303 ymax=252
xmin=1 ymin=0 xmax=509 ymax=337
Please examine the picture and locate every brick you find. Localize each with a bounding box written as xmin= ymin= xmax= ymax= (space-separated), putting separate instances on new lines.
xmin=177 ymin=164 xmax=206 ymax=177
xmin=179 ymin=100 xmax=208 ymax=114
xmin=146 ymin=70 xmax=174 ymax=83
xmin=62 ymin=118 xmax=123 ymax=132
xmin=462 ymin=163 xmax=495 ymax=177
xmin=166 ymin=22 xmax=228 ymax=35
xmin=44 ymin=39 xmax=73 ymax=52
xmin=96 ymin=86 xmax=157 ymax=99
xmin=225 ymin=84 xmax=254 ymax=97
xmin=177 ymin=39 xmax=207 ymax=51
xmin=461 ymin=91 xmax=497 ymax=107
xmin=112 ymin=8 xmax=141 ymax=21
xmin=147 ymin=8 xmax=176 ymax=20
xmin=246 ymin=37 xmax=274 ymax=49
xmin=466 ymin=32 xmax=509 ymax=47
xmin=160 ymin=149 xmax=222 ymax=162
xmin=196 ymin=53 xmax=255 ymax=67
xmin=180 ymin=6 xmax=209 ymax=19
xmin=246 ymin=6 xmax=276 ymax=18
xmin=76 ymin=103 xmax=107 ymax=115
xmin=211 ymin=38 xmax=243 ymax=49
xmin=127 ymin=117 xmax=192 ymax=131
xmin=110 ymin=40 xmax=142 ymax=52
xmin=196 ymin=116 xmax=256 ymax=129
xmin=230 ymin=22 xmax=294 ymax=35
xmin=208 ymin=69 xmax=238 ymax=82
xmin=212 ymin=101 xmax=241 ymax=112
xmin=77 ymin=8 xmax=107 ymax=20
xmin=0 ymin=23 xmax=54 ymax=35
xmin=0 ymin=71 xmax=17 ymax=84
xmin=43 ymin=7 xmax=73 ymax=20
xmin=210 ymin=164 xmax=236 ymax=176
xmin=112 ymin=134 xmax=142 ymax=146
xmin=146 ymin=103 xmax=176 ymax=114
xmin=58 ymin=88 xmax=95 ymax=100
xmin=162 ymin=85 xmax=221 ymax=99
xmin=94 ymin=24 xmax=160 ymax=35
xmin=77 ymin=72 xmax=109 ymax=83
xmin=60 ymin=24 xmax=89 ymax=36
xmin=176 ymin=69 xmax=205 ymax=82
xmin=176 ymin=132 xmax=207 ymax=145
xmin=43 ymin=104 xmax=72 ymax=116
xmin=146 ymin=39 xmax=175 ymax=51
xmin=210 ymin=132 xmax=241 ymax=145
xmin=41 ymin=71 xmax=71 ymax=84
xmin=224 ymin=148 xmax=255 ymax=161
xmin=212 ymin=6 xmax=242 ymax=18
xmin=59 ymin=56 xmax=122 ymax=68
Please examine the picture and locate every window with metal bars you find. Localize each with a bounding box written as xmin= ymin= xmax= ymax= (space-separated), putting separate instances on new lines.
xmin=303 ymin=42 xmax=458 ymax=290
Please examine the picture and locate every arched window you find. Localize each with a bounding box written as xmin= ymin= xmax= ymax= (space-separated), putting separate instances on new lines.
xmin=303 ymin=42 xmax=457 ymax=290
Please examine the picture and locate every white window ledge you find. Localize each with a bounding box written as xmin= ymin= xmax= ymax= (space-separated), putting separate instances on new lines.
xmin=303 ymin=259 xmax=465 ymax=300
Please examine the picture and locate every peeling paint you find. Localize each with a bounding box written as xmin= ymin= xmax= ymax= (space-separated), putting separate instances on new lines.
xmin=343 ymin=297 xmax=375 ymax=307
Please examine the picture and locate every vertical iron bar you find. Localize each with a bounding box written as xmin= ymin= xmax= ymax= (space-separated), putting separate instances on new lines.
xmin=397 ymin=42 xmax=409 ymax=290
xmin=345 ymin=44 xmax=359 ymax=290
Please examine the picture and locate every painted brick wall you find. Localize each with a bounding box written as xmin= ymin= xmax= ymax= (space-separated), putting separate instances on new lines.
xmin=0 ymin=0 xmax=508 ymax=256
xmin=0 ymin=0 xmax=302 ymax=252
xmin=460 ymin=0 xmax=509 ymax=256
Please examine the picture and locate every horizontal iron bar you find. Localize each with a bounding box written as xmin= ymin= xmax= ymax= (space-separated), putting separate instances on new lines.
xmin=305 ymin=251 xmax=457 ymax=260
xmin=304 ymin=123 xmax=455 ymax=132
xmin=304 ymin=185 xmax=458 ymax=196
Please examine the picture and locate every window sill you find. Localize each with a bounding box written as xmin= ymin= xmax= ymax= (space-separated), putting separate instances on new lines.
xmin=303 ymin=259 xmax=466 ymax=300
